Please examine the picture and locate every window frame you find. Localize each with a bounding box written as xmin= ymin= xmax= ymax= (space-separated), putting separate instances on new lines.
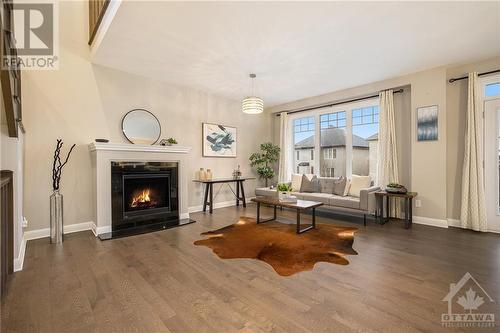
xmin=288 ymin=98 xmax=378 ymax=178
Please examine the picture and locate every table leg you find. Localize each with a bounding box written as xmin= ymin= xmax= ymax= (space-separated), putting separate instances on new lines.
xmin=240 ymin=181 xmax=246 ymax=207
xmin=209 ymin=183 xmax=213 ymax=214
xmin=296 ymin=209 xmax=301 ymax=234
xmin=409 ymin=198 xmax=413 ymax=228
xmin=386 ymin=196 xmax=390 ymax=221
xmin=203 ymin=183 xmax=209 ymax=212
xmin=273 ymin=205 xmax=277 ymax=220
xmin=236 ymin=180 xmax=240 ymax=206
xmin=375 ymin=196 xmax=379 ymax=219
xmin=312 ymin=207 xmax=316 ymax=229
xmin=256 ymin=202 xmax=261 ymax=223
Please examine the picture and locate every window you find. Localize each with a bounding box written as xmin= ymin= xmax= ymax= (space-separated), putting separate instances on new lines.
xmin=324 ymin=148 xmax=336 ymax=159
xmin=352 ymin=106 xmax=379 ymax=179
xmin=293 ymin=116 xmax=315 ymax=174
xmin=485 ymin=82 xmax=500 ymax=97
xmin=320 ymin=111 xmax=346 ymax=177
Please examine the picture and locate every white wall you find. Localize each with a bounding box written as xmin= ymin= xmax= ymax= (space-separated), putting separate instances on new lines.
xmin=21 ymin=1 xmax=271 ymax=232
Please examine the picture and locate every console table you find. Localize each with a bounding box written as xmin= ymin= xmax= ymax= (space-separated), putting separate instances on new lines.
xmin=193 ymin=177 xmax=255 ymax=213
xmin=374 ymin=191 xmax=417 ymax=229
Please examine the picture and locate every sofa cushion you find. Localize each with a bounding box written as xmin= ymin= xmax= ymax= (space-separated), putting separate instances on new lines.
xmin=297 ymin=192 xmax=333 ymax=205
xmin=348 ymin=175 xmax=372 ymax=197
xmin=329 ymin=195 xmax=360 ymax=210
xmin=300 ymin=175 xmax=320 ymax=192
xmin=255 ymin=187 xmax=278 ymax=197
xmin=318 ymin=177 xmax=334 ymax=193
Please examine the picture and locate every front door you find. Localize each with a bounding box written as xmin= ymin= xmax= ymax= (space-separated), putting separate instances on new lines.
xmin=484 ymin=98 xmax=500 ymax=232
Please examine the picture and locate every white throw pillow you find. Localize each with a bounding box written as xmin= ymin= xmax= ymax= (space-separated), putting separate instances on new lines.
xmin=348 ymin=175 xmax=372 ymax=198
xmin=291 ymin=174 xmax=303 ymax=192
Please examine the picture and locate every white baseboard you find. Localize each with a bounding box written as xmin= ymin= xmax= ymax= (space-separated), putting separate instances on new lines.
xmin=447 ymin=218 xmax=461 ymax=228
xmin=413 ymin=216 xmax=448 ymax=228
xmin=188 ymin=197 xmax=255 ymax=213
xmin=13 ymin=237 xmax=26 ymax=272
xmin=447 ymin=218 xmax=500 ymax=233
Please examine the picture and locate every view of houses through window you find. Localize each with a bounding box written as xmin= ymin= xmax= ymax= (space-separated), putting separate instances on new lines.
xmin=292 ymin=102 xmax=379 ymax=180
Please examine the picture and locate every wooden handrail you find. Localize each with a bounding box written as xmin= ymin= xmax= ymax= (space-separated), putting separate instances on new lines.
xmin=88 ymin=0 xmax=110 ymax=45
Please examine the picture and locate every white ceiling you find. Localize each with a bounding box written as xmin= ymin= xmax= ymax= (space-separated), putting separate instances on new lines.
xmin=92 ymin=1 xmax=500 ymax=107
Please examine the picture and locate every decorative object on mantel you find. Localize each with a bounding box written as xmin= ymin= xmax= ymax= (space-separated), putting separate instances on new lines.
xmin=385 ymin=183 xmax=408 ymax=194
xmin=50 ymin=139 xmax=76 ymax=244
xmin=416 ymin=105 xmax=438 ymax=141
xmin=122 ymin=109 xmax=161 ymax=145
xmin=242 ymin=73 xmax=264 ymax=114
xmin=95 ymin=138 xmax=109 ymax=143
xmin=159 ymin=138 xmax=178 ymax=146
xmin=249 ymin=142 xmax=280 ymax=187
xmin=202 ymin=123 xmax=237 ymax=157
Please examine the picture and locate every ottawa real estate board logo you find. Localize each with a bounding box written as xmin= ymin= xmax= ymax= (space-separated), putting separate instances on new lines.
xmin=2 ymin=0 xmax=59 ymax=70
xmin=442 ymin=272 xmax=495 ymax=328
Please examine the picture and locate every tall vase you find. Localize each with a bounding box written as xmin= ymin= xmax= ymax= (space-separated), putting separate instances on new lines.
xmin=50 ymin=190 xmax=63 ymax=244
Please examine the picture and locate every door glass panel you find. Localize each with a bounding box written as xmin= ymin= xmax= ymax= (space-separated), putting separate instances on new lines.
xmin=319 ymin=111 xmax=346 ymax=177
xmin=352 ymin=106 xmax=379 ymax=179
xmin=293 ymin=116 xmax=315 ymax=174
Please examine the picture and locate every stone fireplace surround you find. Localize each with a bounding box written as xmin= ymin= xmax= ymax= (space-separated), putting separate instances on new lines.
xmin=89 ymin=143 xmax=192 ymax=236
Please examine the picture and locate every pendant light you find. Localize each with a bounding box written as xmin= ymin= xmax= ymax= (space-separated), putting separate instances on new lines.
xmin=242 ymin=74 xmax=264 ymax=114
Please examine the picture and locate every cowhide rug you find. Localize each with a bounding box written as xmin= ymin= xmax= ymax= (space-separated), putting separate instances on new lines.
xmin=194 ymin=217 xmax=358 ymax=276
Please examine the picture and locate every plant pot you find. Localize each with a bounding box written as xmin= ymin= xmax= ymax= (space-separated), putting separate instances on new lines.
xmin=278 ymin=191 xmax=290 ymax=201
xmin=50 ymin=190 xmax=64 ymax=244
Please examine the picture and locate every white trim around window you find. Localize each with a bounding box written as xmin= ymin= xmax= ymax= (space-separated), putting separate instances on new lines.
xmin=287 ymin=98 xmax=379 ymax=179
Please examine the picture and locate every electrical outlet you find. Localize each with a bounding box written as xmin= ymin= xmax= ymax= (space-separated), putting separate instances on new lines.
xmin=22 ymin=217 xmax=28 ymax=228
xmin=415 ymin=200 xmax=422 ymax=208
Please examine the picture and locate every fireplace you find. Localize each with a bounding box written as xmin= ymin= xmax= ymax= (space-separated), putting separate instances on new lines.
xmin=111 ymin=161 xmax=179 ymax=235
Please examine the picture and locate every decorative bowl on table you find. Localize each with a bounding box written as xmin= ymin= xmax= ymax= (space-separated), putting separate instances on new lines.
xmin=385 ymin=183 xmax=408 ymax=194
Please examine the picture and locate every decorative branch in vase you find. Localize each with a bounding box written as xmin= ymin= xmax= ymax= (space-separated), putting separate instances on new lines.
xmin=50 ymin=139 xmax=76 ymax=244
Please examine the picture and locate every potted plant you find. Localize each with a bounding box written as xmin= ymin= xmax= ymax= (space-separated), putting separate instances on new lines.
xmin=160 ymin=138 xmax=178 ymax=146
xmin=249 ymin=142 xmax=280 ymax=187
xmin=277 ymin=183 xmax=292 ymax=201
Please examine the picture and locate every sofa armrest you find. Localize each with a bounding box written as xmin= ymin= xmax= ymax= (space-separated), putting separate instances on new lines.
xmin=360 ymin=186 xmax=380 ymax=212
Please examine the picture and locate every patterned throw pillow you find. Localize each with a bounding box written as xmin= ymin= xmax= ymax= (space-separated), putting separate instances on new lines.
xmin=332 ymin=177 xmax=347 ymax=196
xmin=300 ymin=174 xmax=320 ymax=193
xmin=290 ymin=174 xmax=303 ymax=192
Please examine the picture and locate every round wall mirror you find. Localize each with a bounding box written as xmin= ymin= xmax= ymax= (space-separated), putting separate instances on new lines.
xmin=122 ymin=109 xmax=161 ymax=145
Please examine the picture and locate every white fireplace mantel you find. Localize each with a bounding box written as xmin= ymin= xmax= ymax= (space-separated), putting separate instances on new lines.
xmin=89 ymin=142 xmax=192 ymax=154
xmin=89 ymin=142 xmax=192 ymax=236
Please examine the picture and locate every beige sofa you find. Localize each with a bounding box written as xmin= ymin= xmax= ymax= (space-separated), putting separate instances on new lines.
xmin=255 ymin=177 xmax=380 ymax=226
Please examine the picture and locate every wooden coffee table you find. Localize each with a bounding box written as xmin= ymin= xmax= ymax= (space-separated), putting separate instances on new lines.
xmin=251 ymin=196 xmax=323 ymax=234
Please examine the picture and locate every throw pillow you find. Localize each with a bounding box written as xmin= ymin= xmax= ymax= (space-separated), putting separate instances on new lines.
xmin=291 ymin=174 xmax=303 ymax=192
xmin=348 ymin=175 xmax=372 ymax=197
xmin=332 ymin=177 xmax=347 ymax=196
xmin=318 ymin=177 xmax=335 ymax=193
xmin=300 ymin=174 xmax=319 ymax=192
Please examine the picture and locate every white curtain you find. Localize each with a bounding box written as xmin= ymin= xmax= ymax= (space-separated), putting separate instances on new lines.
xmin=377 ymin=89 xmax=401 ymax=217
xmin=278 ymin=112 xmax=291 ymax=183
xmin=460 ymin=72 xmax=487 ymax=232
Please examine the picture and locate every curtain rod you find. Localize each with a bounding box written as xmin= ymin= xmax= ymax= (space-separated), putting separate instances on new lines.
xmin=275 ymin=88 xmax=404 ymax=117
xmin=448 ymin=69 xmax=500 ymax=83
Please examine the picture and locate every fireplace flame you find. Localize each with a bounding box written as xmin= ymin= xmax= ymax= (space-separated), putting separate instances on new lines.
xmin=131 ymin=189 xmax=157 ymax=208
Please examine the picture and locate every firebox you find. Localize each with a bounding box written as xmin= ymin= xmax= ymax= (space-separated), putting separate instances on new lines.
xmin=111 ymin=162 xmax=179 ymax=234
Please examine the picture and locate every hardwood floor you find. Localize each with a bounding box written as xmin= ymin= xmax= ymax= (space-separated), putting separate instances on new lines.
xmin=2 ymin=204 xmax=499 ymax=332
